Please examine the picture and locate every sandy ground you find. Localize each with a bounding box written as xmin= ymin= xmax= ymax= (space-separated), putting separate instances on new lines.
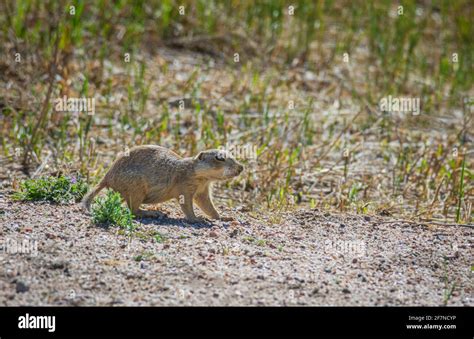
xmin=0 ymin=191 xmax=472 ymax=306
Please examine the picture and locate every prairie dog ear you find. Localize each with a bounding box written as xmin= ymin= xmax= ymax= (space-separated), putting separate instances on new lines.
xmin=195 ymin=151 xmax=205 ymax=161
xmin=215 ymin=151 xmax=226 ymax=161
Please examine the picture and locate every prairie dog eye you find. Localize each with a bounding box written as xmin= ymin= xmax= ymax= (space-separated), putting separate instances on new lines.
xmin=215 ymin=153 xmax=226 ymax=161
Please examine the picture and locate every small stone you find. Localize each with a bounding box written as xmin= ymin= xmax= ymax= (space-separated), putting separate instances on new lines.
xmin=342 ymin=288 xmax=351 ymax=294
xmin=45 ymin=233 xmax=56 ymax=239
xmin=16 ymin=281 xmax=29 ymax=293
xmin=50 ymin=260 xmax=67 ymax=270
xmin=364 ymin=216 xmax=371 ymax=222
xmin=209 ymin=231 xmax=219 ymax=238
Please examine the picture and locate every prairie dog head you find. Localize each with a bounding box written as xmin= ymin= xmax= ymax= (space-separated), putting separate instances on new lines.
xmin=194 ymin=149 xmax=244 ymax=180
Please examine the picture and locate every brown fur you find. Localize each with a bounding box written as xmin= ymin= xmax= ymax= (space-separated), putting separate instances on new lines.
xmin=82 ymin=145 xmax=244 ymax=222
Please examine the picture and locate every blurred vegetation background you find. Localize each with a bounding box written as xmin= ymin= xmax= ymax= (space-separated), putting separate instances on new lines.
xmin=0 ymin=0 xmax=472 ymax=223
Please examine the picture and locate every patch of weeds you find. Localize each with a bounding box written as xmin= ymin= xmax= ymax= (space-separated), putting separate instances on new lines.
xmin=12 ymin=175 xmax=88 ymax=204
xmin=91 ymin=190 xmax=134 ymax=230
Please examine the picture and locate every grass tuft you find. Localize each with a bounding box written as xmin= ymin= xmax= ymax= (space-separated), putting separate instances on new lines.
xmin=91 ymin=190 xmax=134 ymax=230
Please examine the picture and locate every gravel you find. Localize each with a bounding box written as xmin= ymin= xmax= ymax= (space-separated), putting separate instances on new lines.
xmin=0 ymin=193 xmax=472 ymax=306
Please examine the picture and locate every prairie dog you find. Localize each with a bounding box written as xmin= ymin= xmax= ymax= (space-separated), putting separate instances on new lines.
xmin=82 ymin=145 xmax=244 ymax=222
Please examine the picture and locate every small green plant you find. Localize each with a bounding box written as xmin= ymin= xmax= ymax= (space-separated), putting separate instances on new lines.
xmin=91 ymin=190 xmax=134 ymax=230
xmin=154 ymin=232 xmax=166 ymax=243
xmin=348 ymin=182 xmax=363 ymax=203
xmin=133 ymin=251 xmax=154 ymax=262
xmin=243 ymin=236 xmax=256 ymax=243
xmin=12 ymin=175 xmax=88 ymax=204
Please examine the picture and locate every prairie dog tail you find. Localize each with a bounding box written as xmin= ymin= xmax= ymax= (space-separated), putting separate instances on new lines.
xmin=81 ymin=180 xmax=107 ymax=211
